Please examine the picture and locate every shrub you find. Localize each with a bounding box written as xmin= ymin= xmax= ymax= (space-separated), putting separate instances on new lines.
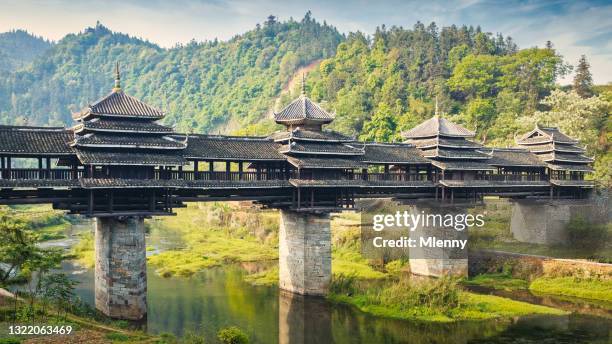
xmin=566 ymin=215 xmax=609 ymax=249
xmin=217 ymin=326 xmax=249 ymax=344
xmin=330 ymin=273 xmax=357 ymax=295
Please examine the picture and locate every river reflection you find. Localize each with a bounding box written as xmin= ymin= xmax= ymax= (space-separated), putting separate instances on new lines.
xmin=63 ymin=261 xmax=611 ymax=344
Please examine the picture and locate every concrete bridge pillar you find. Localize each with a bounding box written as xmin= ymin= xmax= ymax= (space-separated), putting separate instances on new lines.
xmin=407 ymin=204 xmax=469 ymax=277
xmin=94 ymin=216 xmax=147 ymax=320
xmin=279 ymin=210 xmax=331 ymax=296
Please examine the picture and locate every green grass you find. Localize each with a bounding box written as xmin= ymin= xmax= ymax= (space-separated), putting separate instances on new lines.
xmin=147 ymin=203 xmax=278 ymax=277
xmin=463 ymin=273 xmax=529 ymax=291
xmin=328 ymin=277 xmax=566 ymax=322
xmin=529 ymin=277 xmax=612 ymax=302
xmin=71 ymin=232 xmax=95 ymax=268
xmin=244 ymin=266 xmax=279 ymax=286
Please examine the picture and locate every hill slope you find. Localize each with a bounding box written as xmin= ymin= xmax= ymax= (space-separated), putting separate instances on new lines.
xmin=0 ymin=30 xmax=53 ymax=73
xmin=0 ymin=14 xmax=343 ymax=132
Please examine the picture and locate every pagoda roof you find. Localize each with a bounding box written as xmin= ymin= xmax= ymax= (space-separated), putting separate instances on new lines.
xmin=402 ymin=116 xmax=475 ymax=139
xmin=74 ymin=90 xmax=164 ymax=120
xmin=183 ymin=135 xmax=285 ymax=161
xmin=73 ymin=118 xmax=173 ymax=134
xmin=76 ymin=149 xmax=186 ymax=166
xmin=360 ymin=143 xmax=430 ymax=164
xmin=430 ymin=160 xmax=496 ymax=171
xmin=274 ymin=95 xmax=334 ymax=124
xmin=412 ymin=136 xmax=482 ymax=149
xmin=269 ymin=128 xmax=353 ymax=142
xmin=524 ymin=142 xmax=585 ymax=154
xmin=546 ymin=162 xmax=593 ymax=172
xmin=72 ymin=133 xmax=187 ymax=149
xmin=279 ymin=141 xmax=364 ymax=156
xmin=483 ymin=148 xmax=546 ymax=167
xmin=422 ymin=148 xmax=490 ymax=160
xmin=539 ymin=152 xmax=594 ymax=163
xmin=517 ymin=126 xmax=578 ymax=145
xmin=0 ymin=126 xmax=74 ymax=156
xmin=286 ymin=156 xmax=367 ymax=169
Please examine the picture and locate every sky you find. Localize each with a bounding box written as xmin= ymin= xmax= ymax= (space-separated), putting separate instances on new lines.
xmin=0 ymin=0 xmax=611 ymax=84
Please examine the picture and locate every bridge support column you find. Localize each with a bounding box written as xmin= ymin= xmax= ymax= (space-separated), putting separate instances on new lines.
xmin=279 ymin=210 xmax=331 ymax=296
xmin=408 ymin=205 xmax=468 ymax=277
xmin=95 ymin=216 xmax=147 ymax=320
xmin=510 ymin=199 xmax=609 ymax=246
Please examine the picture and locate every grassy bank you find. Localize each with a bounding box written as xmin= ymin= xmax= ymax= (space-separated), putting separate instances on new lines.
xmin=328 ymin=276 xmax=566 ymax=322
xmin=529 ymin=277 xmax=612 ymax=302
xmin=147 ymin=203 xmax=278 ymax=277
xmin=0 ymin=205 xmax=72 ymax=241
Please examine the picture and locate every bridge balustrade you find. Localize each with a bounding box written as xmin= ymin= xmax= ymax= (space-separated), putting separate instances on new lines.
xmin=475 ymin=174 xmax=545 ymax=182
xmin=5 ymin=168 xmax=81 ymax=180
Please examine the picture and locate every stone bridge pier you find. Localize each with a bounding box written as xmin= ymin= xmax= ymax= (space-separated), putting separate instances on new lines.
xmin=94 ymin=216 xmax=147 ymax=320
xmin=407 ymin=204 xmax=469 ymax=277
xmin=279 ymin=210 xmax=332 ymax=296
xmin=510 ymin=197 xmax=610 ymax=245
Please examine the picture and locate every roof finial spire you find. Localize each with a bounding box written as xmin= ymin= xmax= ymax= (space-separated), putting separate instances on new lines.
xmin=113 ymin=61 xmax=121 ymax=92
xmin=434 ymin=95 xmax=439 ymax=117
xmin=301 ymin=72 xmax=306 ymax=96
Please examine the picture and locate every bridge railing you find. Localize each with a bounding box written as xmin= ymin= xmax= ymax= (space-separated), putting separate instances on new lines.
xmin=155 ymin=170 xmax=288 ymax=181
xmin=475 ymin=174 xmax=545 ymax=182
xmin=290 ymin=172 xmax=430 ymax=182
xmin=5 ymin=168 xmax=81 ymax=180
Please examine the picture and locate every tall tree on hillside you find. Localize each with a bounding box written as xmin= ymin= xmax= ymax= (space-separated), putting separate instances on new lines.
xmin=573 ymin=55 xmax=593 ymax=98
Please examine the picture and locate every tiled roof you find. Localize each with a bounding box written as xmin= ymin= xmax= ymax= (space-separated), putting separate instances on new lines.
xmin=546 ymin=163 xmax=594 ymax=172
xmin=73 ymin=133 xmax=187 ymax=149
xmin=484 ymin=148 xmax=546 ymax=167
xmin=539 ymin=152 xmax=593 ymax=163
xmin=525 ymin=143 xmax=585 ymax=153
xmin=431 ymin=160 xmax=496 ymax=171
xmin=183 ymin=135 xmax=285 ymax=161
xmin=414 ymin=136 xmax=482 ymax=149
xmin=402 ymin=116 xmax=475 ymax=138
xmin=274 ymin=95 xmax=334 ymax=124
xmin=279 ymin=141 xmax=365 ymax=155
xmin=550 ymin=179 xmax=595 ymax=187
xmin=74 ymin=118 xmax=173 ymax=134
xmin=517 ymin=126 xmax=578 ymax=145
xmin=429 ymin=148 xmax=490 ymax=159
xmin=360 ymin=143 xmax=430 ymax=164
xmin=440 ymin=180 xmax=550 ymax=188
xmin=0 ymin=179 xmax=79 ymax=189
xmin=0 ymin=126 xmax=74 ymax=155
xmin=286 ymin=156 xmax=367 ymax=169
xmin=270 ymin=129 xmax=353 ymax=142
xmin=76 ymin=90 xmax=164 ymax=120
xmin=76 ymin=149 xmax=186 ymax=166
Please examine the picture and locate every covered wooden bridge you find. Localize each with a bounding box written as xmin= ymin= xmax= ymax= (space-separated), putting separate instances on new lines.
xmin=0 ymin=67 xmax=595 ymax=320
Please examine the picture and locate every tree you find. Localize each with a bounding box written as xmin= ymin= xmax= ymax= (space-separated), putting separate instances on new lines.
xmin=573 ymin=55 xmax=593 ymax=98
xmin=359 ymin=103 xmax=398 ymax=142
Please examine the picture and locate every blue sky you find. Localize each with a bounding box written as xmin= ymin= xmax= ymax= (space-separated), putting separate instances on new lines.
xmin=1 ymin=0 xmax=610 ymax=84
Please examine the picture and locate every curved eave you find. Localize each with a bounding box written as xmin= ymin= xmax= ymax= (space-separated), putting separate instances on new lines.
xmin=73 ymin=126 xmax=173 ymax=135
xmin=279 ymin=148 xmax=364 ymax=156
xmin=275 ymin=118 xmax=334 ymax=125
xmin=72 ymin=143 xmax=187 ymax=150
xmin=74 ymin=111 xmax=164 ymax=121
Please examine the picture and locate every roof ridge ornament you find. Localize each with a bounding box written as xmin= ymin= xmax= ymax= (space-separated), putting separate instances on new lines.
xmin=113 ymin=61 xmax=121 ymax=92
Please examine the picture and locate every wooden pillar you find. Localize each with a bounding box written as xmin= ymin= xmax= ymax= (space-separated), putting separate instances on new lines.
xmin=88 ymin=190 xmax=94 ymax=215
xmin=38 ymin=157 xmax=43 ymax=179
xmin=362 ymin=168 xmax=368 ymax=181
xmin=6 ymin=157 xmax=11 ymax=179
xmin=238 ymin=162 xmax=244 ymax=180
xmin=310 ymin=189 xmax=314 ymax=207
xmin=108 ymin=191 xmax=114 ymax=212
xmin=0 ymin=156 xmax=5 ymax=179
xmin=46 ymin=157 xmax=51 ymax=179
xmin=297 ymin=187 xmax=301 ymax=209
xmin=149 ymin=190 xmax=156 ymax=212
xmin=226 ymin=161 xmax=231 ymax=180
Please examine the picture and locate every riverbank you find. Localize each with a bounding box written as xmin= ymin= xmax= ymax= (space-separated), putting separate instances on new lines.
xmin=130 ymin=203 xmax=584 ymax=322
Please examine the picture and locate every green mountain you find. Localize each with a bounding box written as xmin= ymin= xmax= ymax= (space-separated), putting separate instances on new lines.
xmin=0 ymin=14 xmax=343 ymax=132
xmin=0 ymin=29 xmax=53 ymax=73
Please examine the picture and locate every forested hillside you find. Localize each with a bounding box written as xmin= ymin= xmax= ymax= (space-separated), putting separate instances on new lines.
xmin=0 ymin=13 xmax=343 ymax=132
xmin=0 ymin=16 xmax=609 ymax=184
xmin=303 ymin=23 xmax=610 ymax=184
xmin=0 ymin=30 xmax=52 ymax=73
